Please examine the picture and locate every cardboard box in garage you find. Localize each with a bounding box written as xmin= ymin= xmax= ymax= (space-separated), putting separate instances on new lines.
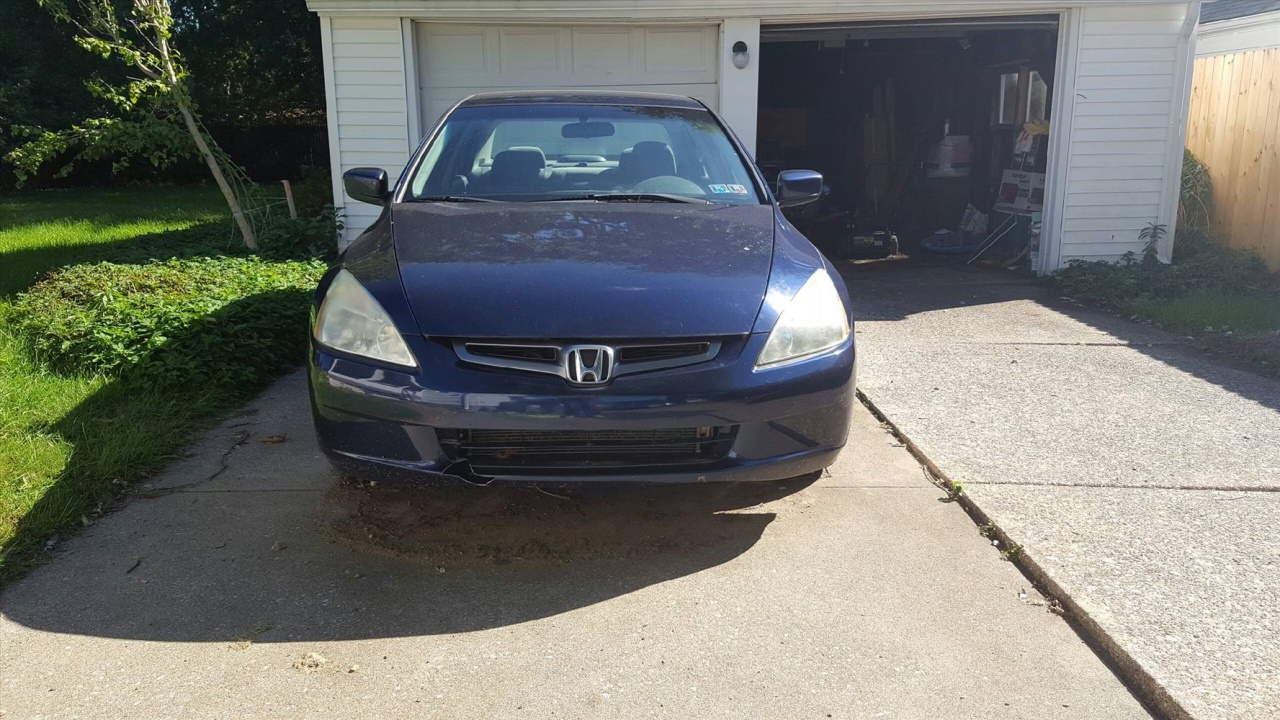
xmin=994 ymin=170 xmax=1045 ymax=213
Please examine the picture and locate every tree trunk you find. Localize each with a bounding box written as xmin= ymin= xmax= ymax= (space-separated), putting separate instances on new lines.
xmin=148 ymin=1 xmax=258 ymax=250
xmin=175 ymin=100 xmax=258 ymax=250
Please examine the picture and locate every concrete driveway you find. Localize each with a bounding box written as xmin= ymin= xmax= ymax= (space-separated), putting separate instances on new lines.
xmin=848 ymin=261 xmax=1280 ymax=720
xmin=0 ymin=372 xmax=1148 ymax=719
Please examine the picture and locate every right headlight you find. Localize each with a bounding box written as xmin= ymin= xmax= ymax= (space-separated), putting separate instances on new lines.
xmin=313 ymin=269 xmax=417 ymax=368
xmin=756 ymin=270 xmax=850 ymax=369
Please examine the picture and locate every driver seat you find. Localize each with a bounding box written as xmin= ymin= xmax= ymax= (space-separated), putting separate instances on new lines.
xmin=623 ymin=141 xmax=676 ymax=183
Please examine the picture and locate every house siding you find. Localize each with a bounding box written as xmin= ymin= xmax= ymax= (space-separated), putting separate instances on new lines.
xmin=323 ymin=16 xmax=412 ymax=245
xmin=1058 ymin=3 xmax=1195 ymax=263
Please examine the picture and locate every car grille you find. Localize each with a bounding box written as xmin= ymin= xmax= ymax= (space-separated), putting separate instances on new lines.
xmin=616 ymin=342 xmax=711 ymax=363
xmin=464 ymin=343 xmax=561 ymax=364
xmin=453 ymin=339 xmax=722 ymax=382
xmin=438 ymin=426 xmax=737 ymax=471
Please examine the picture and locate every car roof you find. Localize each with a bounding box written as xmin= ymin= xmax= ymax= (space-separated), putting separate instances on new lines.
xmin=457 ymin=90 xmax=707 ymax=109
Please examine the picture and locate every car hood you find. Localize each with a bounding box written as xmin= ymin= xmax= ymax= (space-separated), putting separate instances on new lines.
xmin=391 ymin=202 xmax=775 ymax=338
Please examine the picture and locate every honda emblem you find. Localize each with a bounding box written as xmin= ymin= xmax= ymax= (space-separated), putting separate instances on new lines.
xmin=564 ymin=345 xmax=615 ymax=385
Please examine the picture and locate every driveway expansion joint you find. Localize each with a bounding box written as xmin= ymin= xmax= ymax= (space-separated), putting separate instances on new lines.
xmin=856 ymin=389 xmax=1191 ymax=720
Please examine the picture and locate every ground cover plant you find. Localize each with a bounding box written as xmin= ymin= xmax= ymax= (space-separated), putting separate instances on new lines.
xmin=1054 ymin=150 xmax=1279 ymax=375
xmin=0 ymin=185 xmax=329 ymax=580
xmin=1054 ymin=224 xmax=1280 ymax=377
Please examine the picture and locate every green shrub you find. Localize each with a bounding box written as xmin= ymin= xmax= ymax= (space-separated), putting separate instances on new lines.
xmin=291 ymin=164 xmax=334 ymax=219
xmin=255 ymin=207 xmax=341 ymax=261
xmin=1178 ymin=150 xmax=1214 ymax=230
xmin=1055 ymin=228 xmax=1274 ymax=306
xmin=9 ymin=256 xmax=326 ymax=388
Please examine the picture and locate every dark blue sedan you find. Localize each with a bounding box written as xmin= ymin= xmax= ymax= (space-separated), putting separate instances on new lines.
xmin=309 ymin=91 xmax=854 ymax=484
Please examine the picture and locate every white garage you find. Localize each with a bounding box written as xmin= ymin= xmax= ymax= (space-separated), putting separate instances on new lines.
xmin=311 ymin=0 xmax=1204 ymax=274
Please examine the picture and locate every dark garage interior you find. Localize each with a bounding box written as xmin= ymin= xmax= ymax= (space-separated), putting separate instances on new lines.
xmin=757 ymin=17 xmax=1059 ymax=270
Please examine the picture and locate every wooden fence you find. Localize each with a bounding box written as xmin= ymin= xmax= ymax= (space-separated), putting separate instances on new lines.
xmin=1185 ymin=48 xmax=1280 ymax=270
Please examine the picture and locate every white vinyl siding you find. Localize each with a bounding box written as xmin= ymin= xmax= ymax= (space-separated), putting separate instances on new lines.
xmin=323 ymin=16 xmax=412 ymax=244
xmin=1057 ymin=3 xmax=1193 ymax=263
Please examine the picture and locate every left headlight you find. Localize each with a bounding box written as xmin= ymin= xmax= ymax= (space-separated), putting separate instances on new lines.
xmin=756 ymin=270 xmax=850 ymax=369
xmin=313 ymin=269 xmax=417 ymax=368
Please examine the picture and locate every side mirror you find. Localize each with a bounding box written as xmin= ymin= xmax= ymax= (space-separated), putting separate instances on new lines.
xmin=776 ymin=169 xmax=823 ymax=209
xmin=343 ymin=167 xmax=389 ymax=206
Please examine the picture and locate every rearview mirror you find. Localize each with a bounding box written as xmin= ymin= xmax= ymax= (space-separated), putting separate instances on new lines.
xmin=776 ymin=169 xmax=823 ymax=209
xmin=343 ymin=167 xmax=389 ymax=206
xmin=562 ymin=121 xmax=615 ymax=139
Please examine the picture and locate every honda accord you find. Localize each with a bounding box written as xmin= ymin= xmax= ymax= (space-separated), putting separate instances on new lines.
xmin=309 ymin=91 xmax=854 ymax=484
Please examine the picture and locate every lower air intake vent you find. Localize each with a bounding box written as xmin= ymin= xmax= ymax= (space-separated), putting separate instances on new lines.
xmin=439 ymin=426 xmax=736 ymax=471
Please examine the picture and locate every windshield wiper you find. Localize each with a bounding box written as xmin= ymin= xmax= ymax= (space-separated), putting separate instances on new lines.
xmin=538 ymin=193 xmax=710 ymax=204
xmin=410 ymin=195 xmax=502 ymax=203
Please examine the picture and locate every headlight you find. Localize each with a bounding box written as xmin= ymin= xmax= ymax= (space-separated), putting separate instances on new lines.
xmin=756 ymin=270 xmax=850 ymax=369
xmin=314 ymin=269 xmax=417 ymax=368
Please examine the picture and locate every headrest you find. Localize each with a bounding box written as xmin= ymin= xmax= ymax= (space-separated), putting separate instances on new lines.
xmin=627 ymin=141 xmax=676 ymax=178
xmin=490 ymin=147 xmax=547 ymax=184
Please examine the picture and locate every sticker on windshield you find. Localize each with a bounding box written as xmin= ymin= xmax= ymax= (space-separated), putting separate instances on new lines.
xmin=710 ymin=184 xmax=749 ymax=195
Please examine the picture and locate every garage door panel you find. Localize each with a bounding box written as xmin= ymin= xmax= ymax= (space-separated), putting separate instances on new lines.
xmin=499 ymin=28 xmax=563 ymax=72
xmin=644 ymin=28 xmax=715 ymax=74
xmin=572 ymin=28 xmax=635 ymax=72
xmin=421 ymin=28 xmax=490 ymax=73
xmin=416 ymin=23 xmax=719 ymax=131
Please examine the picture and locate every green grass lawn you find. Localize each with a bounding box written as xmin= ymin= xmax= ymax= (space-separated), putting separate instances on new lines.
xmin=1128 ymin=292 xmax=1280 ymax=334
xmin=0 ymin=187 xmax=227 ymax=294
xmin=0 ymin=185 xmax=237 ymax=578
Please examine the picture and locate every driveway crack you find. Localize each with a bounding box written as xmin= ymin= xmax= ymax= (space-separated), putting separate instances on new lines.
xmin=137 ymin=430 xmax=252 ymax=496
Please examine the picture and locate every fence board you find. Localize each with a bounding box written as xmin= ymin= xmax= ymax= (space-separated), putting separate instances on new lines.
xmin=1186 ymin=48 xmax=1280 ymax=269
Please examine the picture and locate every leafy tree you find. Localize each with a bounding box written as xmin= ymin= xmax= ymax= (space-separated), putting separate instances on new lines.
xmin=0 ymin=0 xmax=118 ymax=183
xmin=5 ymin=0 xmax=259 ymax=249
xmin=172 ymin=0 xmax=324 ymax=127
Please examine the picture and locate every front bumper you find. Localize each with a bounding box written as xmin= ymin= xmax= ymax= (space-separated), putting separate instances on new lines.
xmin=309 ymin=333 xmax=854 ymax=484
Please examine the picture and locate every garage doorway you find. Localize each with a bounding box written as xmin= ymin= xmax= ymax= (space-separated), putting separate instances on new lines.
xmin=758 ymin=16 xmax=1060 ymax=272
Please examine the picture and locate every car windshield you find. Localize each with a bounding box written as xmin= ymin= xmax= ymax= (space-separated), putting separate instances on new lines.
xmin=405 ymin=103 xmax=763 ymax=205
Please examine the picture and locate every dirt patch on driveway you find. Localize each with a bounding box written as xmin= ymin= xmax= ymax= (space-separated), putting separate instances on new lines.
xmin=323 ymin=476 xmax=816 ymax=568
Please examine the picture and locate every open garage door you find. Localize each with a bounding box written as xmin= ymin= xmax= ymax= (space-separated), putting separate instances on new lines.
xmin=415 ymin=24 xmax=720 ymax=131
xmin=758 ymin=15 xmax=1060 ymax=270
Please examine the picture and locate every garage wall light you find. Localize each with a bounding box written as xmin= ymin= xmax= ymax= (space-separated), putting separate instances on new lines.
xmin=731 ymin=41 xmax=750 ymax=69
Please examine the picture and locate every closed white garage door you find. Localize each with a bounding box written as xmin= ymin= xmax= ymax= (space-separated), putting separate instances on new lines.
xmin=415 ymin=23 xmax=720 ymax=130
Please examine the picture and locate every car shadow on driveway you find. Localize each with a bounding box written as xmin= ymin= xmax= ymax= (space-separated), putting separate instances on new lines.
xmin=2 ymin=380 xmax=815 ymax=643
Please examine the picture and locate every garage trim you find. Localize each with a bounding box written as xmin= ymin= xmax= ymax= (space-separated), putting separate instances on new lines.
xmin=1043 ymin=8 xmax=1082 ymax=273
xmin=403 ymin=18 xmax=422 ymax=150
xmin=310 ymin=0 xmax=1195 ymax=20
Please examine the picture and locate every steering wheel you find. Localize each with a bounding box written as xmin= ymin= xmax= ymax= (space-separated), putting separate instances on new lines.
xmin=631 ymin=176 xmax=706 ymax=196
